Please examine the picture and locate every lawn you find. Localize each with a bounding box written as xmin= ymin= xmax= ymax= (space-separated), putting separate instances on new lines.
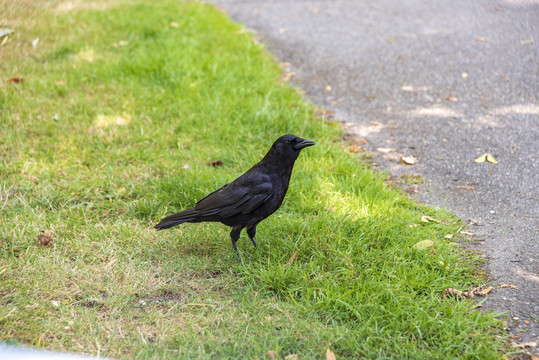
xmin=0 ymin=0 xmax=505 ymax=358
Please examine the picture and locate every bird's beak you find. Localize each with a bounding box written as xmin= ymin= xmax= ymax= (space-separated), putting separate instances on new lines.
xmin=294 ymin=138 xmax=315 ymax=150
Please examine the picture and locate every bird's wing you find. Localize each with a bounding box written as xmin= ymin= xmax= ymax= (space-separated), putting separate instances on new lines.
xmin=194 ymin=177 xmax=273 ymax=218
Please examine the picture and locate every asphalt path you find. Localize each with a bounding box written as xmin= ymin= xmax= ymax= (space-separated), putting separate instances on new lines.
xmin=212 ymin=0 xmax=539 ymax=353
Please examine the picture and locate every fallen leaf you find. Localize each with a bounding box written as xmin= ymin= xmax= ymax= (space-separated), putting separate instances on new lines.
xmin=281 ymin=72 xmax=296 ymax=82
xmin=474 ymin=154 xmax=487 ymax=163
xmin=7 ymin=77 xmax=24 ymax=83
xmin=443 ymin=285 xmax=492 ymax=299
xmin=287 ymin=251 xmax=298 ymax=265
xmin=478 ymin=286 xmax=493 ymax=295
xmin=414 ymin=240 xmax=433 ymax=250
xmin=421 ymin=215 xmax=442 ymax=223
xmin=520 ymin=39 xmax=534 ymax=45
xmin=443 ymin=288 xmax=470 ymax=299
xmin=430 ymin=247 xmax=437 ymax=255
xmin=349 ymin=145 xmax=365 ymax=153
xmin=376 ymin=147 xmax=395 ymax=153
xmin=400 ymin=155 xmax=417 ymax=165
xmin=206 ymin=160 xmax=223 ymax=167
xmin=284 ymin=355 xmax=299 ymax=360
xmin=500 ymin=284 xmax=518 ymax=289
xmin=326 ymin=348 xmax=336 ymax=360
xmin=523 ymin=320 xmax=530 ymax=324
xmin=512 ymin=341 xmax=537 ymax=349
xmin=486 ymin=153 xmax=497 ymax=164
xmin=37 ymin=230 xmax=53 ymax=247
xmin=267 ymin=350 xmax=277 ymax=360
xmin=445 ymin=96 xmax=458 ymax=102
xmin=444 ymin=234 xmax=454 ymax=239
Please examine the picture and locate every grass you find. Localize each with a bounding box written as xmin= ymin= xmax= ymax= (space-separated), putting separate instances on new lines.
xmin=0 ymin=0 xmax=505 ymax=358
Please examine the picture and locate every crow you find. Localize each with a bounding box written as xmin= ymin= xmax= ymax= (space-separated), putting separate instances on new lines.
xmin=154 ymin=134 xmax=315 ymax=259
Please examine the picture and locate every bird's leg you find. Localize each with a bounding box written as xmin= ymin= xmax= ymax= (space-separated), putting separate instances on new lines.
xmin=230 ymin=226 xmax=243 ymax=261
xmin=246 ymin=225 xmax=258 ymax=248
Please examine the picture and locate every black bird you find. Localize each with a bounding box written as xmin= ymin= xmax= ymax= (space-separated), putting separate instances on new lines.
xmin=154 ymin=134 xmax=315 ymax=259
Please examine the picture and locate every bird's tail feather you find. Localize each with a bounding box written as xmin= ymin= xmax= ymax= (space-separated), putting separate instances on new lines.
xmin=154 ymin=207 xmax=199 ymax=230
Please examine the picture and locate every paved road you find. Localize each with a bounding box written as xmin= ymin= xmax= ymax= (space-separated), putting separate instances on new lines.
xmin=213 ymin=0 xmax=539 ymax=352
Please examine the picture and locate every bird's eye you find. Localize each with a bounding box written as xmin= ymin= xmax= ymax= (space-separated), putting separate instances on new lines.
xmin=285 ymin=140 xmax=291 ymax=145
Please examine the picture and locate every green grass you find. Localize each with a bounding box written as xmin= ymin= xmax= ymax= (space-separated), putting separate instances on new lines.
xmin=0 ymin=0 xmax=505 ymax=358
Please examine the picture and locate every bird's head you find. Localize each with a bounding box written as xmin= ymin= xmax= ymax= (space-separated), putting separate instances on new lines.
xmin=262 ymin=134 xmax=315 ymax=166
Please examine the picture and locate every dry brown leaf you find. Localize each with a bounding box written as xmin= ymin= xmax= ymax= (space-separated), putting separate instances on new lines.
xmin=400 ymin=155 xmax=417 ymax=165
xmin=414 ymin=240 xmax=433 ymax=250
xmin=376 ymin=147 xmax=396 ymax=153
xmin=281 ymin=72 xmax=296 ymax=82
xmin=500 ymin=284 xmax=518 ymax=289
xmin=349 ymin=145 xmax=365 ymax=153
xmin=523 ymin=320 xmax=530 ymax=324
xmin=267 ymin=350 xmax=277 ymax=360
xmin=443 ymin=288 xmax=471 ymax=299
xmin=478 ymin=286 xmax=493 ymax=295
xmin=287 ymin=251 xmax=298 ymax=265
xmin=421 ymin=215 xmax=442 ymax=223
xmin=445 ymin=96 xmax=458 ymax=102
xmin=326 ymin=348 xmax=336 ymax=360
xmin=7 ymin=77 xmax=24 ymax=83
xmin=443 ymin=285 xmax=492 ymax=299
xmin=284 ymin=355 xmax=299 ymax=360
xmin=512 ymin=341 xmax=537 ymax=349
xmin=206 ymin=160 xmax=223 ymax=167
xmin=37 ymin=230 xmax=53 ymax=247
